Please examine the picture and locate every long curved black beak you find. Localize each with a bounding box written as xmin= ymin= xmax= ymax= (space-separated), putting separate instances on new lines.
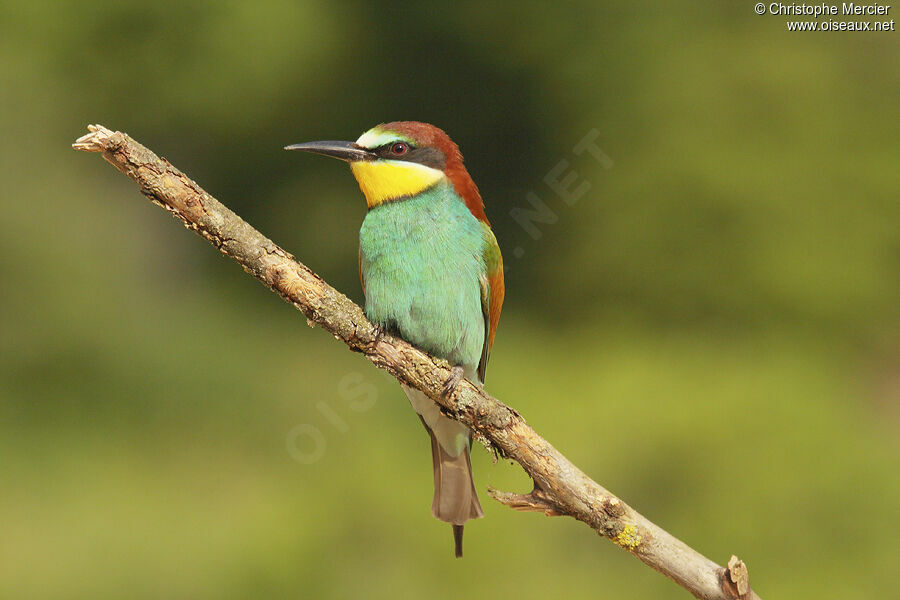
xmin=284 ymin=140 xmax=375 ymax=162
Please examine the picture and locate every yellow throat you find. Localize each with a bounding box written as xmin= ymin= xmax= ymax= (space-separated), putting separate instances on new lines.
xmin=350 ymin=160 xmax=445 ymax=208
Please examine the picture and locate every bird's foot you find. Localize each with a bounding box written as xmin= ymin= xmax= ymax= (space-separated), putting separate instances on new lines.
xmin=442 ymin=365 xmax=465 ymax=398
xmin=370 ymin=322 xmax=387 ymax=346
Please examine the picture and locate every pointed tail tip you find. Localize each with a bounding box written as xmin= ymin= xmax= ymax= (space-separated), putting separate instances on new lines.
xmin=453 ymin=525 xmax=464 ymax=558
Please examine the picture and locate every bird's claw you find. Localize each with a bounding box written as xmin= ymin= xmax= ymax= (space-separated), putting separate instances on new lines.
xmin=371 ymin=323 xmax=386 ymax=345
xmin=442 ymin=365 xmax=465 ymax=398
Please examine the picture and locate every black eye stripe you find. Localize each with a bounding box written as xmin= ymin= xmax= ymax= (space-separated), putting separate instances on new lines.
xmin=374 ymin=144 xmax=446 ymax=169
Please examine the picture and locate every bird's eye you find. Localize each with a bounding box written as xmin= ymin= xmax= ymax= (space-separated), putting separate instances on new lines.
xmin=390 ymin=142 xmax=409 ymax=156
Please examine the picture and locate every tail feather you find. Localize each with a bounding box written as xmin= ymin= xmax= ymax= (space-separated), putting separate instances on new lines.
xmin=404 ymin=384 xmax=483 ymax=557
xmin=452 ymin=525 xmax=464 ymax=558
xmin=427 ymin=427 xmax=483 ymax=557
xmin=427 ymin=428 xmax=484 ymax=522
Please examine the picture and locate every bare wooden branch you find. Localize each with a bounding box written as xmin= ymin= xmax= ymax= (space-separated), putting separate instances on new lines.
xmin=73 ymin=124 xmax=761 ymax=600
xmin=487 ymin=486 xmax=566 ymax=516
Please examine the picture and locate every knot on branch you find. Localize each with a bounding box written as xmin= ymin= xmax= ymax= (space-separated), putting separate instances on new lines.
xmin=721 ymin=555 xmax=751 ymax=599
xmin=600 ymin=495 xmax=626 ymax=518
xmin=487 ymin=485 xmax=565 ymax=516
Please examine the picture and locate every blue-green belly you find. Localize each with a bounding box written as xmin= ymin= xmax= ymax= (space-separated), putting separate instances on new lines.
xmin=359 ymin=183 xmax=486 ymax=372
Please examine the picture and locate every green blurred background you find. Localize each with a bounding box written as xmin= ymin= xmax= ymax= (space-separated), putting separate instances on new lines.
xmin=1 ymin=2 xmax=898 ymax=598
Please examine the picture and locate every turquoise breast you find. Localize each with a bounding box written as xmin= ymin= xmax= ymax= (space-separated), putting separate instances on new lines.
xmin=359 ymin=181 xmax=486 ymax=371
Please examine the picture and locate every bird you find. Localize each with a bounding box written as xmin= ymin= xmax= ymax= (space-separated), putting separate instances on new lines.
xmin=285 ymin=121 xmax=504 ymax=557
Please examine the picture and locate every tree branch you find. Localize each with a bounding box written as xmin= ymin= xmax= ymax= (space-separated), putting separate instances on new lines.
xmin=73 ymin=124 xmax=761 ymax=600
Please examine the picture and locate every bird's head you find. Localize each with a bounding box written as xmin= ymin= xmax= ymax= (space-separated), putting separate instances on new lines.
xmin=286 ymin=121 xmax=487 ymax=222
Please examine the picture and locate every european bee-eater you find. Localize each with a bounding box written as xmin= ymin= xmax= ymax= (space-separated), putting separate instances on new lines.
xmin=286 ymin=122 xmax=504 ymax=557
